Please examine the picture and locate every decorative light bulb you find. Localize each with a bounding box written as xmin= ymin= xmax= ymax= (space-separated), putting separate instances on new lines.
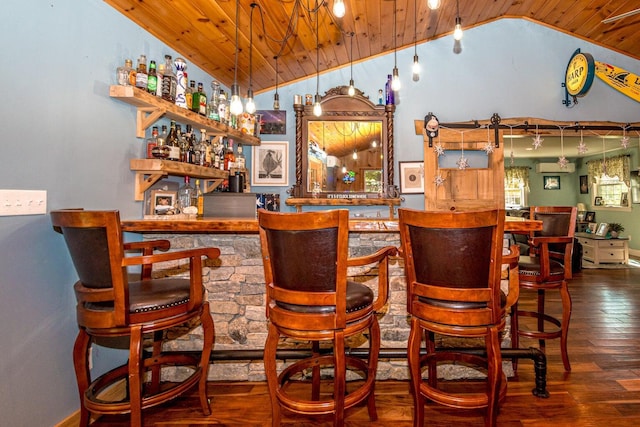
xmin=427 ymin=0 xmax=441 ymax=10
xmin=412 ymin=54 xmax=420 ymax=76
xmin=229 ymin=83 xmax=243 ymax=115
xmin=342 ymin=165 xmax=347 ymax=173
xmin=352 ymin=150 xmax=358 ymax=160
xmin=371 ymin=140 xmax=377 ymax=148
xmin=273 ymin=92 xmax=280 ymax=110
xmin=313 ymin=94 xmax=322 ymax=116
xmin=333 ymin=0 xmax=346 ymax=18
xmin=348 ymin=79 xmax=355 ymax=96
xmin=391 ymin=66 xmax=401 ymax=91
xmin=453 ymin=17 xmax=463 ymax=41
xmin=245 ymin=89 xmax=256 ymax=114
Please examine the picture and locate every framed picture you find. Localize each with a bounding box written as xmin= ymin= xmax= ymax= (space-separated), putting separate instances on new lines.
xmin=256 ymin=110 xmax=287 ymax=135
xmin=595 ymin=222 xmax=609 ymax=237
xmin=621 ymin=192 xmax=629 ymax=206
xmin=251 ymin=141 xmax=289 ymax=186
xmin=150 ymin=190 xmax=177 ymax=215
xmin=579 ymin=175 xmax=589 ymax=194
xmin=399 ymin=161 xmax=425 ymax=194
xmin=587 ymin=222 xmax=597 ymax=233
xmin=584 ymin=211 xmax=595 ymax=222
xmin=594 ymin=196 xmax=603 ymax=206
xmin=543 ymin=175 xmax=560 ymax=190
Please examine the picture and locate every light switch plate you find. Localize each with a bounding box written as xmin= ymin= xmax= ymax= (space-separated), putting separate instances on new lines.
xmin=0 ymin=190 xmax=47 ymax=216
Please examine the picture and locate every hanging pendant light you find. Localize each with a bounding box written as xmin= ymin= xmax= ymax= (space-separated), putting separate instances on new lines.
xmin=348 ymin=32 xmax=355 ymax=96
xmin=412 ymin=0 xmax=420 ymax=80
xmin=333 ymin=0 xmax=346 ymax=18
xmin=313 ymin=1 xmax=322 ymax=117
xmin=273 ymin=56 xmax=280 ymax=110
xmin=427 ymin=0 xmax=441 ymax=10
xmin=391 ymin=0 xmax=401 ymax=91
xmin=244 ymin=3 xmax=257 ymax=114
xmin=229 ymin=0 xmax=243 ymax=116
xmin=453 ymin=0 xmax=463 ymax=41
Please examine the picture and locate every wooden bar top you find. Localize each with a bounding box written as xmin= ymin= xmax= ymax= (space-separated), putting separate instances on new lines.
xmin=121 ymin=216 xmax=542 ymax=234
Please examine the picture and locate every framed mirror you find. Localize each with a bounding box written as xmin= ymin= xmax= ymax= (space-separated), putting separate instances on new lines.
xmin=291 ymin=86 xmax=395 ymax=199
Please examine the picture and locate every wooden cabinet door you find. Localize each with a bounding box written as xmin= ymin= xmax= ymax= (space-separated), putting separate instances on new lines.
xmin=422 ymin=128 xmax=504 ymax=212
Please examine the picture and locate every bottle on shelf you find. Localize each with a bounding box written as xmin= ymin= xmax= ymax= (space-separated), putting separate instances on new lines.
xmin=176 ymin=124 xmax=188 ymax=163
xmin=147 ymin=60 xmax=158 ymax=95
xmin=195 ymin=179 xmax=204 ymax=218
xmin=166 ymin=120 xmax=181 ymax=161
xmin=224 ymin=138 xmax=236 ymax=171
xmin=116 ymin=59 xmax=134 ymax=86
xmin=217 ymin=90 xmax=228 ymax=125
xmin=195 ymin=82 xmax=207 ymax=116
xmin=177 ymin=176 xmax=196 ymax=213
xmin=151 ymin=124 xmax=169 ymax=159
xmin=208 ymin=81 xmax=220 ymax=121
xmin=195 ymin=129 xmax=207 ymax=166
xmin=135 ymin=54 xmax=148 ymax=90
xmin=235 ymin=143 xmax=246 ymax=170
xmin=186 ymin=79 xmax=195 ymax=112
xmin=174 ymin=57 xmax=188 ymax=108
xmin=213 ymin=136 xmax=222 ymax=170
xmin=385 ymin=74 xmax=394 ymax=105
xmin=146 ymin=126 xmax=159 ymax=159
xmin=156 ymin=61 xmax=165 ymax=98
xmin=161 ymin=54 xmax=176 ymax=103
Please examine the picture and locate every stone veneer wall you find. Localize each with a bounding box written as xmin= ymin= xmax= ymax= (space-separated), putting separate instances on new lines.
xmin=148 ymin=232 xmax=513 ymax=382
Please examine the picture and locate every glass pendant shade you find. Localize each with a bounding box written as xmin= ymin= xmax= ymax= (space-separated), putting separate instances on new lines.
xmin=273 ymin=92 xmax=280 ymax=110
xmin=230 ymin=83 xmax=243 ymax=115
xmin=427 ymin=0 xmax=441 ymax=10
xmin=245 ymin=88 xmax=256 ymax=114
xmin=391 ymin=66 xmax=401 ymax=91
xmin=348 ymin=79 xmax=355 ymax=96
xmin=333 ymin=0 xmax=345 ymax=18
xmin=412 ymin=54 xmax=420 ymax=75
xmin=453 ymin=17 xmax=463 ymax=40
xmin=313 ymin=94 xmax=322 ymax=116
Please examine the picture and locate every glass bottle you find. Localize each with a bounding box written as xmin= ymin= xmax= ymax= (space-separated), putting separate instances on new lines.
xmin=161 ymin=54 xmax=176 ymax=103
xmin=224 ymin=138 xmax=236 ymax=171
xmin=235 ymin=143 xmax=246 ymax=170
xmin=135 ymin=54 xmax=148 ymax=90
xmin=156 ymin=61 xmax=165 ymax=98
xmin=195 ymin=179 xmax=204 ymax=218
xmin=212 ymin=136 xmax=221 ymax=170
xmin=174 ymin=57 xmax=188 ymax=108
xmin=151 ymin=125 xmax=169 ymax=158
xmin=196 ymin=82 xmax=207 ymax=116
xmin=208 ymin=81 xmax=220 ymax=121
xmin=178 ymin=176 xmax=196 ymax=213
xmin=146 ymin=126 xmax=158 ymax=159
xmin=176 ymin=124 xmax=188 ymax=163
xmin=117 ymin=59 xmax=133 ymax=86
xmin=146 ymin=60 xmax=158 ymax=95
xmin=196 ymin=129 xmax=207 ymax=167
xmin=385 ymin=74 xmax=394 ymax=105
xmin=186 ymin=80 xmax=195 ymax=112
xmin=166 ymin=120 xmax=180 ymax=161
xmin=217 ymin=90 xmax=228 ymax=125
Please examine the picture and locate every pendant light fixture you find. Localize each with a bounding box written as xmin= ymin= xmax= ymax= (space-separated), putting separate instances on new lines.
xmin=229 ymin=0 xmax=243 ymax=116
xmin=391 ymin=0 xmax=401 ymax=91
xmin=244 ymin=3 xmax=257 ymax=114
xmin=427 ymin=0 xmax=441 ymax=10
xmin=313 ymin=1 xmax=322 ymax=117
xmin=333 ymin=0 xmax=346 ymax=18
xmin=273 ymin=56 xmax=280 ymax=110
xmin=348 ymin=32 xmax=355 ymax=96
xmin=412 ymin=0 xmax=420 ymax=80
xmin=453 ymin=0 xmax=463 ymax=41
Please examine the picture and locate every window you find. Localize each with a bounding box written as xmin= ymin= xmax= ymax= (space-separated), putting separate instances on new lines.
xmin=587 ymin=155 xmax=631 ymax=208
xmin=504 ymin=167 xmax=529 ymax=209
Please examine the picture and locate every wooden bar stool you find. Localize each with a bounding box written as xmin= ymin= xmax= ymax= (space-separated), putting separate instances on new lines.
xmin=258 ymin=209 xmax=396 ymax=426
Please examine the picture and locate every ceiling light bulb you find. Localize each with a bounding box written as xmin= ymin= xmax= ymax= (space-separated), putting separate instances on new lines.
xmin=412 ymin=54 xmax=420 ymax=75
xmin=348 ymin=79 xmax=355 ymax=96
xmin=333 ymin=0 xmax=346 ymax=18
xmin=313 ymin=94 xmax=322 ymax=117
xmin=245 ymin=89 xmax=256 ymax=114
xmin=273 ymin=92 xmax=280 ymax=110
xmin=229 ymin=83 xmax=243 ymax=115
xmin=352 ymin=150 xmax=358 ymax=160
xmin=427 ymin=0 xmax=441 ymax=10
xmin=372 ymin=140 xmax=377 ymax=148
xmin=391 ymin=66 xmax=401 ymax=91
xmin=342 ymin=165 xmax=347 ymax=173
xmin=453 ymin=17 xmax=463 ymax=41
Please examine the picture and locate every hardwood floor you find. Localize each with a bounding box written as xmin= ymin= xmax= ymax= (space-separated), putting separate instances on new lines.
xmin=90 ymin=266 xmax=640 ymax=426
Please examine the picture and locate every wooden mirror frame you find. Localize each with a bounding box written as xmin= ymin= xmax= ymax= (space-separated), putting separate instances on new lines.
xmin=290 ymin=86 xmax=396 ymax=199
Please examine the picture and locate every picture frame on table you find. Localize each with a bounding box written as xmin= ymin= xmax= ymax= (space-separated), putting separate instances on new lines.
xmin=586 ymin=222 xmax=597 ymax=233
xmin=543 ymin=175 xmax=560 ymax=190
xmin=594 ymin=196 xmax=603 ymax=206
xmin=150 ymin=190 xmax=178 ymax=215
xmin=399 ymin=161 xmax=425 ymax=194
xmin=595 ymin=222 xmax=609 ymax=237
xmin=251 ymin=141 xmax=289 ymax=186
xmin=584 ymin=211 xmax=595 ymax=222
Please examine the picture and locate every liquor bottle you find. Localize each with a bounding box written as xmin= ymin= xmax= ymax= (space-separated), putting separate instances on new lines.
xmin=166 ymin=120 xmax=181 ymax=161
xmin=146 ymin=126 xmax=159 ymax=159
xmin=196 ymin=129 xmax=207 ymax=167
xmin=174 ymin=57 xmax=188 ymax=108
xmin=195 ymin=82 xmax=207 ymax=116
xmin=147 ymin=60 xmax=158 ymax=95
xmin=177 ymin=176 xmax=196 ymax=213
xmin=116 ymin=59 xmax=134 ymax=86
xmin=217 ymin=90 xmax=228 ymax=125
xmin=224 ymin=138 xmax=236 ymax=171
xmin=195 ymin=179 xmax=204 ymax=218
xmin=213 ymin=137 xmax=222 ymax=170
xmin=176 ymin=124 xmax=188 ymax=163
xmin=208 ymin=81 xmax=220 ymax=121
xmin=161 ymin=54 xmax=176 ymax=103
xmin=156 ymin=61 xmax=165 ymax=98
xmin=135 ymin=55 xmax=148 ymax=90
xmin=235 ymin=143 xmax=246 ymax=169
xmin=385 ymin=74 xmax=394 ymax=105
xmin=183 ymin=124 xmax=196 ymax=164
xmin=186 ymin=80 xmax=195 ymax=112
xmin=151 ymin=124 xmax=169 ymax=158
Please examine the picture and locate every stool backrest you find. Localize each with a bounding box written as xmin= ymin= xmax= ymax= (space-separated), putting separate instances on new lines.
xmin=530 ymin=206 xmax=577 ymax=278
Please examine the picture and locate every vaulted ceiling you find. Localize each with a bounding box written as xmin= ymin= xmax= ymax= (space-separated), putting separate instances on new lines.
xmin=105 ymin=0 xmax=640 ymax=94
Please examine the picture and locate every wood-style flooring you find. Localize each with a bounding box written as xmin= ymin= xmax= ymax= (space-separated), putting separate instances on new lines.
xmin=90 ymin=266 xmax=640 ymax=426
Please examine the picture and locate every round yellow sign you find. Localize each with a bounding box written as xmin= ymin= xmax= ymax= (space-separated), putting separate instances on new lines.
xmin=565 ymin=50 xmax=595 ymax=97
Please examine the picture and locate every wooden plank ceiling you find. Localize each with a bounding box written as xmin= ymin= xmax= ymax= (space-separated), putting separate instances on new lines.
xmin=104 ymin=0 xmax=640 ymax=94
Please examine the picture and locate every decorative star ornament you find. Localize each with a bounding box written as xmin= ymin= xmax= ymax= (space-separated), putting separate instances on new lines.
xmin=577 ymin=139 xmax=588 ymax=155
xmin=558 ymin=155 xmax=569 ymax=169
xmin=532 ymin=135 xmax=544 ymax=149
xmin=456 ymin=156 xmax=469 ymax=170
xmin=482 ymin=141 xmax=494 ymax=154
xmin=621 ymin=136 xmax=630 ymax=149
xmin=434 ymin=144 xmax=446 ymax=157
xmin=433 ymin=174 xmax=445 ymax=187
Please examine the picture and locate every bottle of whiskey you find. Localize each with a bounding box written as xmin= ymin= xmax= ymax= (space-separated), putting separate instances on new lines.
xmin=195 ymin=179 xmax=204 ymax=218
xmin=224 ymin=138 xmax=236 ymax=171
xmin=161 ymin=54 xmax=176 ymax=103
xmin=135 ymin=55 xmax=148 ymax=89
xmin=166 ymin=121 xmax=180 ymax=161
xmin=116 ymin=59 xmax=134 ymax=86
xmin=151 ymin=125 xmax=169 ymax=159
xmin=146 ymin=126 xmax=158 ymax=159
xmin=235 ymin=143 xmax=246 ymax=170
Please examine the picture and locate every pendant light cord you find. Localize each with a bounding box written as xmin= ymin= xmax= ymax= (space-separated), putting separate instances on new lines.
xmin=233 ymin=0 xmax=239 ymax=85
xmin=316 ymin=0 xmax=320 ymax=95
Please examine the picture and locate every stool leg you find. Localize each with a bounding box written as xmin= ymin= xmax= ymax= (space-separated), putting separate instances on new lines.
xmin=407 ymin=317 xmax=425 ymax=427
xmin=333 ymin=331 xmax=346 ymax=427
xmin=149 ymin=331 xmax=163 ymax=395
xmin=485 ymin=327 xmax=502 ymax=427
xmin=560 ymin=280 xmax=572 ymax=371
xmin=537 ymin=289 xmax=546 ymax=353
xmin=366 ymin=318 xmax=380 ymax=421
xmin=264 ymin=322 xmax=281 ymax=427
xmin=311 ymin=341 xmax=321 ymax=401
xmin=73 ymin=329 xmax=91 ymax=427
xmin=199 ymin=302 xmax=214 ymax=415
xmin=511 ymin=302 xmax=520 ymax=373
xmin=128 ymin=326 xmax=144 ymax=427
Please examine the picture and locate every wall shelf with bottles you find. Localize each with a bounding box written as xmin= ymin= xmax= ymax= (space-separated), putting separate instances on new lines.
xmin=285 ymin=197 xmax=402 ymax=218
xmin=110 ymin=85 xmax=261 ymax=146
xmin=130 ymin=159 xmax=229 ymax=201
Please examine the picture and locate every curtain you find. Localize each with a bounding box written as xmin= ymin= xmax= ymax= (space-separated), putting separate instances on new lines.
xmin=587 ymin=155 xmax=630 ymax=186
xmin=504 ymin=166 xmax=530 ymax=189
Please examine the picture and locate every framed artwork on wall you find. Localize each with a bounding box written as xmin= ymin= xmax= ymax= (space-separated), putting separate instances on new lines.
xmin=584 ymin=211 xmax=595 ymax=222
xmin=543 ymin=175 xmax=560 ymax=190
xmin=399 ymin=161 xmax=424 ymax=194
xmin=579 ymin=175 xmax=589 ymax=194
xmin=251 ymin=141 xmax=289 ymax=186
xmin=256 ymin=110 xmax=287 ymax=135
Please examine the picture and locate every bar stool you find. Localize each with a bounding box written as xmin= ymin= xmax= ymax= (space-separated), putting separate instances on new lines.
xmin=51 ymin=209 xmax=219 ymax=427
xmin=257 ymin=209 xmax=396 ymax=426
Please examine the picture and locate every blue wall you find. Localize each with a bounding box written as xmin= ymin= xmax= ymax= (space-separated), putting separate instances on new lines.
xmin=1 ymin=1 xmax=638 ymax=425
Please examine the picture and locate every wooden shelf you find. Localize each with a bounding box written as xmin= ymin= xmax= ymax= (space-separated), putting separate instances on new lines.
xmin=286 ymin=197 xmax=402 ymax=218
xmin=130 ymin=159 xmax=229 ymax=201
xmin=110 ymin=85 xmax=261 ymax=146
